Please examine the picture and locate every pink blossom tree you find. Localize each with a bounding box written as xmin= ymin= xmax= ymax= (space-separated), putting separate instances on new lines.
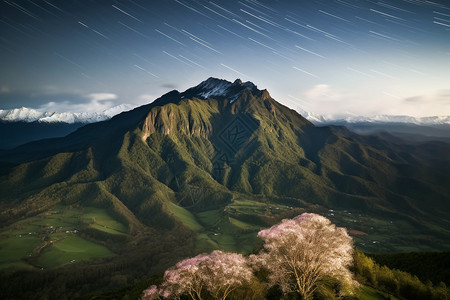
xmin=142 ymin=285 xmax=161 ymax=300
xmin=143 ymin=250 xmax=254 ymax=300
xmin=202 ymin=250 xmax=254 ymax=300
xmin=255 ymin=213 xmax=356 ymax=300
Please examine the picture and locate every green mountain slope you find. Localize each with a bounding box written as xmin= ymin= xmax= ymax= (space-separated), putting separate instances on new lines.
xmin=0 ymin=78 xmax=449 ymax=298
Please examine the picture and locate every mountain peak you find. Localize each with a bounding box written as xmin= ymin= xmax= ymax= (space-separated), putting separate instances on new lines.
xmin=193 ymin=77 xmax=233 ymax=98
xmin=184 ymin=77 xmax=260 ymax=103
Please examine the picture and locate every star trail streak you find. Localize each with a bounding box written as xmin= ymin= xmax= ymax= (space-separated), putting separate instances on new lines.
xmin=0 ymin=0 xmax=449 ymax=117
xmin=112 ymin=5 xmax=143 ymax=23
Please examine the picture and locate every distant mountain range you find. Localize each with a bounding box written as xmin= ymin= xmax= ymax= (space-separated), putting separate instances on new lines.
xmin=2 ymin=104 xmax=449 ymax=126
xmin=0 ymin=104 xmax=134 ymax=123
xmin=301 ymin=110 xmax=450 ymax=126
xmin=2 ymin=102 xmax=448 ymax=150
xmin=0 ymin=105 xmax=134 ymax=149
xmin=1 ymin=77 xmax=449 ymax=298
xmin=300 ymin=110 xmax=450 ymax=143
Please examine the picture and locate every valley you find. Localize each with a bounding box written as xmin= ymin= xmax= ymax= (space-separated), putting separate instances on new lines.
xmin=0 ymin=205 xmax=123 ymax=271
xmin=1 ymin=195 xmax=448 ymax=273
xmin=0 ymin=78 xmax=449 ymax=298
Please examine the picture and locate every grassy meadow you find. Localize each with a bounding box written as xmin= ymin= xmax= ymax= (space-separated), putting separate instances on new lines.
xmin=1 ymin=193 xmax=447 ymax=274
xmin=166 ymin=195 xmax=448 ymax=254
xmin=0 ymin=205 xmax=123 ymax=271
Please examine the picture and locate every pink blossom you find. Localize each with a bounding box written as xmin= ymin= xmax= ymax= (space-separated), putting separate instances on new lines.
xmin=142 ymin=285 xmax=161 ymax=300
xmin=257 ymin=212 xmax=357 ymax=299
xmin=145 ymin=250 xmax=254 ymax=300
xmin=142 ymin=213 xmax=357 ymax=300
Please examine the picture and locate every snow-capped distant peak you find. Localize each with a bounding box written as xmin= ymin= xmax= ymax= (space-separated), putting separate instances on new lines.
xmin=0 ymin=104 xmax=135 ymax=124
xmin=365 ymin=115 xmax=450 ymax=125
xmin=0 ymin=107 xmax=52 ymax=122
xmin=298 ymin=109 xmax=450 ymax=126
xmin=103 ymin=104 xmax=134 ymax=118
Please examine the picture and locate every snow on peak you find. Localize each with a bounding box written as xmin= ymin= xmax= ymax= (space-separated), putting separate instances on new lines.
xmin=103 ymin=104 xmax=134 ymax=118
xmin=191 ymin=77 xmax=258 ymax=103
xmin=366 ymin=115 xmax=450 ymax=125
xmin=0 ymin=107 xmax=52 ymax=122
xmin=0 ymin=104 xmax=134 ymax=124
xmin=196 ymin=78 xmax=233 ymax=99
xmin=298 ymin=109 xmax=450 ymax=126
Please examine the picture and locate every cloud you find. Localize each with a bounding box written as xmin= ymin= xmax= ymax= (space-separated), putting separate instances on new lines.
xmin=292 ymin=84 xmax=450 ymax=118
xmin=404 ymin=96 xmax=421 ymax=103
xmin=133 ymin=93 xmax=161 ymax=106
xmin=297 ymin=84 xmax=392 ymax=118
xmin=305 ymin=84 xmax=341 ymax=102
xmin=38 ymin=92 xmax=120 ymax=113
xmin=405 ymin=89 xmax=450 ymax=104
xmin=401 ymin=89 xmax=450 ymax=116
xmin=160 ymin=83 xmax=178 ymax=90
xmin=85 ymin=93 xmax=118 ymax=102
xmin=138 ymin=94 xmax=155 ymax=102
xmin=1 ymin=86 xmax=10 ymax=94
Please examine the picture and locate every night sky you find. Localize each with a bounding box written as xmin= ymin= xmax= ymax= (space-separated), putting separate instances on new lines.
xmin=1 ymin=0 xmax=449 ymax=118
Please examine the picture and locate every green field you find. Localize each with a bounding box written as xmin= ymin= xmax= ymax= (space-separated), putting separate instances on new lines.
xmin=167 ymin=201 xmax=203 ymax=231
xmin=178 ymin=198 xmax=292 ymax=253
xmin=0 ymin=205 xmax=125 ymax=270
xmin=2 ymin=197 xmax=444 ymax=273
xmin=81 ymin=207 xmax=128 ymax=235
xmin=0 ymin=234 xmax=40 ymax=270
xmin=0 ymin=194 xmax=446 ymax=279
xmin=323 ymin=209 xmax=450 ymax=253
xmin=166 ymin=196 xmax=450 ymax=254
xmin=37 ymin=235 xmax=115 ymax=268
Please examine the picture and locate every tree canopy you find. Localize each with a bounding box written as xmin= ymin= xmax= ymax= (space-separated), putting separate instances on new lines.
xmin=142 ymin=213 xmax=357 ymax=300
xmin=255 ymin=213 xmax=356 ymax=299
xmin=143 ymin=250 xmax=253 ymax=300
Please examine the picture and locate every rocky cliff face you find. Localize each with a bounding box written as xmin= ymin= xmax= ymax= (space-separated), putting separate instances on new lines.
xmin=140 ymin=103 xmax=215 ymax=140
xmin=139 ymin=78 xmax=283 ymax=142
